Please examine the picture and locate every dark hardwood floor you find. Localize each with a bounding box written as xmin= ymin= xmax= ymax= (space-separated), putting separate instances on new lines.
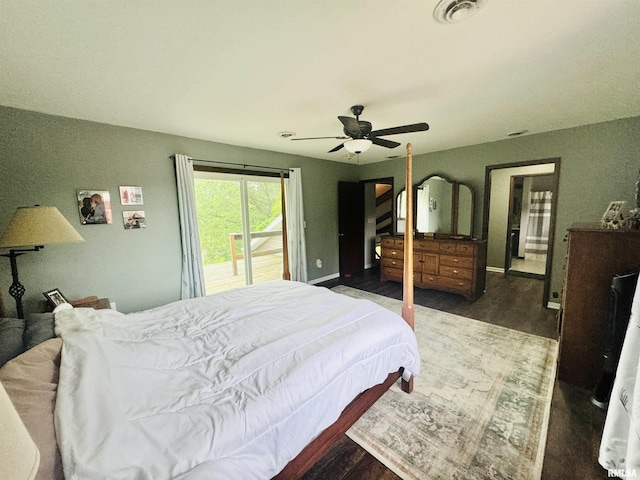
xmin=304 ymin=267 xmax=607 ymax=480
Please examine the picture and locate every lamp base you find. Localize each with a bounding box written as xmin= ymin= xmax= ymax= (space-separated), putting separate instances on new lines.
xmin=1 ymin=248 xmax=40 ymax=319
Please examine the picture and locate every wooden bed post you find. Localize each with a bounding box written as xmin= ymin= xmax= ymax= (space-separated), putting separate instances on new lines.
xmin=280 ymin=171 xmax=291 ymax=280
xmin=401 ymin=143 xmax=414 ymax=393
xmin=402 ymin=143 xmax=415 ymax=329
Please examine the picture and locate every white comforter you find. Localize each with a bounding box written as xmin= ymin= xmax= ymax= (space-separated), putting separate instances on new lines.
xmin=54 ymin=281 xmax=420 ymax=480
xmin=599 ymin=279 xmax=640 ymax=474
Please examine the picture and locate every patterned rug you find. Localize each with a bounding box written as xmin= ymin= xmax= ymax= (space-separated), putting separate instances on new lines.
xmin=332 ymin=286 xmax=558 ymax=480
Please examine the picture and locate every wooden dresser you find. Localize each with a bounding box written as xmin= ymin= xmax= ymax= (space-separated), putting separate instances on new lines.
xmin=559 ymin=225 xmax=640 ymax=388
xmin=380 ymin=235 xmax=487 ymax=301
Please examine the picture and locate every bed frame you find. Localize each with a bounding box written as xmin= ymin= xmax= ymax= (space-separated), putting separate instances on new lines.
xmin=273 ymin=144 xmax=416 ymax=479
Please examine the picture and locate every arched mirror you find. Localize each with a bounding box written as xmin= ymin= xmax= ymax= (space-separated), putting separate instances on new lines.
xmin=396 ymin=174 xmax=474 ymax=237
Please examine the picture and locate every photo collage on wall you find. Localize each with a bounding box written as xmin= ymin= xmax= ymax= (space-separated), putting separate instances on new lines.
xmin=76 ymin=187 xmax=146 ymax=229
xmin=119 ymin=186 xmax=146 ymax=229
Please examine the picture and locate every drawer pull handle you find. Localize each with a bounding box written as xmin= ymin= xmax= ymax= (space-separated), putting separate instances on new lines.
xmin=453 ymin=258 xmax=459 ymax=263
xmin=391 ymin=261 xmax=396 ymax=265
xmin=453 ymin=269 xmax=459 ymax=274
xmin=458 ymin=282 xmax=464 ymax=286
xmin=391 ymin=251 xmax=396 ymax=256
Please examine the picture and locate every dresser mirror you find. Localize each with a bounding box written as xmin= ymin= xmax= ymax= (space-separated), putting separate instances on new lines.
xmin=396 ymin=174 xmax=474 ymax=237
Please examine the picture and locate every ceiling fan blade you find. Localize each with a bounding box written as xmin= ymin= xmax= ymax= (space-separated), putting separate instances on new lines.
xmin=371 ymin=137 xmax=401 ymax=149
xmin=338 ymin=116 xmax=362 ymax=136
xmin=291 ymin=136 xmax=349 ymax=141
xmin=369 ymin=122 xmax=430 ymax=137
xmin=328 ymin=143 xmax=345 ymax=153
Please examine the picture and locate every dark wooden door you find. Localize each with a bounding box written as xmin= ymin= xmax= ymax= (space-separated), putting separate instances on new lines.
xmin=338 ymin=181 xmax=364 ymax=276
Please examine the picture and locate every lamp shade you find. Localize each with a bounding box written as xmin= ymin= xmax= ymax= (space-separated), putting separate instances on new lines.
xmin=343 ymin=139 xmax=372 ymax=154
xmin=0 ymin=382 xmax=40 ymax=480
xmin=0 ymin=206 xmax=84 ymax=248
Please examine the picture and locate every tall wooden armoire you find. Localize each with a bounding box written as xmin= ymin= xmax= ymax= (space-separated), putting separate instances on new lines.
xmin=559 ymin=225 xmax=640 ymax=388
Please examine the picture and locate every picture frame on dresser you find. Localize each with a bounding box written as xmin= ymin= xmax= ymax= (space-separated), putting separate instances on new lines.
xmin=601 ymin=200 xmax=626 ymax=229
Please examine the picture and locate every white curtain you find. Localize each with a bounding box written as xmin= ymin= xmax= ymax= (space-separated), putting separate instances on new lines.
xmin=174 ymin=154 xmax=206 ymax=299
xmin=285 ymin=168 xmax=308 ymax=282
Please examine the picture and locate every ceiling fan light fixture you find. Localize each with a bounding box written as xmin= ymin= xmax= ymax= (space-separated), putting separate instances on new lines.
xmin=343 ymin=139 xmax=372 ymax=154
xmin=433 ymin=0 xmax=487 ymax=24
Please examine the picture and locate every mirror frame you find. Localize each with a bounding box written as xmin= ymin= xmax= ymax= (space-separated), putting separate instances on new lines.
xmin=396 ymin=173 xmax=475 ymax=238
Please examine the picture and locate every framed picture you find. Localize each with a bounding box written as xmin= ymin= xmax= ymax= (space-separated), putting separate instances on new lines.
xmin=43 ymin=288 xmax=68 ymax=307
xmin=77 ymin=190 xmax=112 ymax=225
xmin=123 ymin=210 xmax=147 ymax=229
xmin=601 ymin=200 xmax=626 ymax=229
xmin=119 ymin=186 xmax=144 ymax=205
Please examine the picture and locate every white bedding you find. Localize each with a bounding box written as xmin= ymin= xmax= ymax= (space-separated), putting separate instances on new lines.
xmin=54 ymin=281 xmax=420 ymax=480
xmin=599 ymin=278 xmax=640 ymax=474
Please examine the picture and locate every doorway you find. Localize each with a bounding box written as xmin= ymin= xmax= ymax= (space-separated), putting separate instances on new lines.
xmin=506 ymin=173 xmax=555 ymax=278
xmin=483 ymin=159 xmax=560 ymax=306
xmin=338 ymin=178 xmax=393 ymax=277
xmin=193 ymin=170 xmax=285 ymax=294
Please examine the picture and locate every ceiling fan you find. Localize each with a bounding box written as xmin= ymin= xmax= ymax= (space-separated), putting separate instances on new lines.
xmin=292 ymin=105 xmax=429 ymax=154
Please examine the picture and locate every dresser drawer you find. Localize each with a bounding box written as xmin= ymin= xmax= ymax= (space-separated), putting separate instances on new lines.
xmin=381 ymin=265 xmax=403 ymax=281
xmin=382 ymin=248 xmax=403 ymax=259
xmin=439 ymin=242 xmax=457 ymax=253
xmin=381 ymin=257 xmax=404 ymax=270
xmin=415 ymin=239 xmax=439 ymax=252
xmin=381 ymin=237 xmax=396 ymax=248
xmin=420 ymin=274 xmax=471 ymax=292
xmin=439 ymin=265 xmax=473 ymax=280
xmin=456 ymin=243 xmax=476 ymax=255
xmin=439 ymin=254 xmax=474 ymax=269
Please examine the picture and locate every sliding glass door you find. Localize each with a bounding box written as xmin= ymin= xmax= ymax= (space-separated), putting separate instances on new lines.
xmin=194 ymin=171 xmax=284 ymax=295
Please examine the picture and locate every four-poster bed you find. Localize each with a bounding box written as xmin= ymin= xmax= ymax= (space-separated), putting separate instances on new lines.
xmin=0 ymin=146 xmax=419 ymax=480
xmin=274 ymin=144 xmax=416 ymax=478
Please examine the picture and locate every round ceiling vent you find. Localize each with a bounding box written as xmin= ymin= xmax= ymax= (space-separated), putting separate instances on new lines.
xmin=433 ymin=0 xmax=487 ymax=24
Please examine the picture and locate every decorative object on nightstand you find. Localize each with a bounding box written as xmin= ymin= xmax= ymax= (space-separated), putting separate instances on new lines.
xmin=0 ymin=206 xmax=84 ymax=319
xmin=43 ymin=288 xmax=69 ymax=308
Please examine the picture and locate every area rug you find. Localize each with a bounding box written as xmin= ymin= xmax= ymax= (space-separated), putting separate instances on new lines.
xmin=332 ymin=286 xmax=558 ymax=480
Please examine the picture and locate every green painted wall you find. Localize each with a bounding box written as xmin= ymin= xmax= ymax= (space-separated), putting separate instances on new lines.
xmin=0 ymin=106 xmax=357 ymax=316
xmin=359 ymin=116 xmax=640 ymax=301
xmin=2 ymin=106 xmax=638 ymax=316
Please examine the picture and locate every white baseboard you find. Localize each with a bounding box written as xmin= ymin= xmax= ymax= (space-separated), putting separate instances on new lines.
xmin=308 ymin=272 xmax=339 ymax=285
xmin=486 ymin=266 xmax=505 ymax=274
xmin=546 ymin=301 xmax=561 ymax=310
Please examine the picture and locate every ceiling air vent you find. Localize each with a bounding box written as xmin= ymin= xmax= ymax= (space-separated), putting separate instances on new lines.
xmin=433 ymin=0 xmax=487 ymax=24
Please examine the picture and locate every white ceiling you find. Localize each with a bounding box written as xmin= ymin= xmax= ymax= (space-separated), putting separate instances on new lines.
xmin=1 ymin=1 xmax=639 ymax=165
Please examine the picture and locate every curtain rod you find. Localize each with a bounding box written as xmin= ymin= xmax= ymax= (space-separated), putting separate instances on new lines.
xmin=170 ymin=155 xmax=293 ymax=172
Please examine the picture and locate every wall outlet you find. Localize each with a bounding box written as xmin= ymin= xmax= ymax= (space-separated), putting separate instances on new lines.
xmin=316 ymin=258 xmax=322 ymax=269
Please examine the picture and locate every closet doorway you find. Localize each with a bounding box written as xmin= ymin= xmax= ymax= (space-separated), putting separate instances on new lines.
xmin=483 ymin=158 xmax=560 ymax=306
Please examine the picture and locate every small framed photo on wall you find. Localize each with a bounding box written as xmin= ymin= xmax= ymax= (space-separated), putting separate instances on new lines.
xmin=119 ymin=186 xmax=143 ymax=205
xmin=77 ymin=190 xmax=112 ymax=225
xmin=123 ymin=211 xmax=146 ymax=229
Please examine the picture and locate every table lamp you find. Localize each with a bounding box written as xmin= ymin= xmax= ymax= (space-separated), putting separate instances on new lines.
xmin=0 ymin=381 xmax=40 ymax=479
xmin=0 ymin=206 xmax=84 ymax=319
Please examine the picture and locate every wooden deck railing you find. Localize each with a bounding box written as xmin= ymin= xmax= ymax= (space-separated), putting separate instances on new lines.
xmin=228 ymin=230 xmax=283 ymax=276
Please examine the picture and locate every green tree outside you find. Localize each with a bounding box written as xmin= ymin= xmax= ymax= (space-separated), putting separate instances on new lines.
xmin=194 ymin=178 xmax=282 ymax=265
